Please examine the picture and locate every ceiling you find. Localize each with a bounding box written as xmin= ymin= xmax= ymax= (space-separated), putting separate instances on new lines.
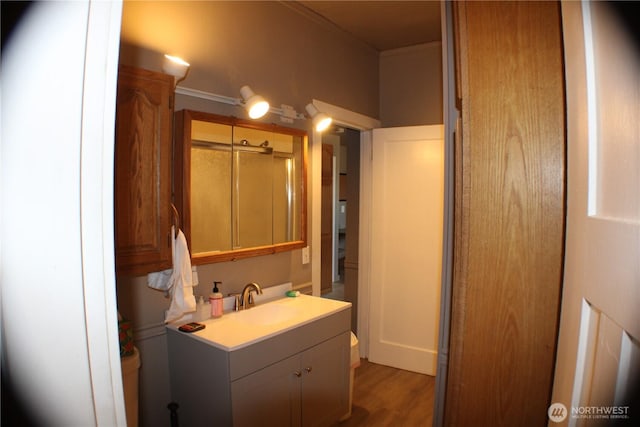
xmin=296 ymin=1 xmax=442 ymax=52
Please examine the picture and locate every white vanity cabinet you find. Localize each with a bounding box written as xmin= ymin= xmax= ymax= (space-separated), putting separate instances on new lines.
xmin=166 ymin=302 xmax=351 ymax=427
xmin=232 ymin=332 xmax=348 ymax=427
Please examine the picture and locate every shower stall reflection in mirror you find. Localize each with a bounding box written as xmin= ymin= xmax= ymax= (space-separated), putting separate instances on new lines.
xmin=189 ymin=127 xmax=303 ymax=255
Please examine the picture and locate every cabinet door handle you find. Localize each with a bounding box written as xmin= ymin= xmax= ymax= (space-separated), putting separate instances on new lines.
xmin=294 ymin=371 xmax=302 ymax=378
xmin=305 ymin=366 xmax=312 ymax=374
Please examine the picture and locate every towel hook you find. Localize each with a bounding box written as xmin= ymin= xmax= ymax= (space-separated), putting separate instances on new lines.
xmin=170 ymin=203 xmax=180 ymax=238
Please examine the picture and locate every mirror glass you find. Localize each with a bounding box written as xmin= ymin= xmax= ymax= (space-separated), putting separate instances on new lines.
xmin=176 ymin=110 xmax=307 ymax=263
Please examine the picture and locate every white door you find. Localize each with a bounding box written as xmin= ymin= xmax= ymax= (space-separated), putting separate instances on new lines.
xmin=368 ymin=125 xmax=444 ymax=375
xmin=550 ymin=2 xmax=640 ymax=425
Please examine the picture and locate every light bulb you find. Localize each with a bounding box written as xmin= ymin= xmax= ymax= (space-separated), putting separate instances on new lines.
xmin=305 ymin=104 xmax=333 ymax=132
xmin=162 ymin=54 xmax=190 ymax=80
xmin=240 ymin=86 xmax=270 ymax=119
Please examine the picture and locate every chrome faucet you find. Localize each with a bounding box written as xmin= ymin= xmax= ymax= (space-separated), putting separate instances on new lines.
xmin=240 ymin=282 xmax=263 ymax=310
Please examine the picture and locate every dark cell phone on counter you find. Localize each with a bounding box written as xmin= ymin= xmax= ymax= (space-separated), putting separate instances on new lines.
xmin=178 ymin=322 xmax=205 ymax=333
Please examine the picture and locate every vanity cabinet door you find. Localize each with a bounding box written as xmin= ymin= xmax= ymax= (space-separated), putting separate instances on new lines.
xmin=231 ymin=354 xmax=302 ymax=427
xmin=231 ymin=332 xmax=349 ymax=427
xmin=114 ymin=65 xmax=174 ymax=275
xmin=300 ymin=332 xmax=350 ymax=427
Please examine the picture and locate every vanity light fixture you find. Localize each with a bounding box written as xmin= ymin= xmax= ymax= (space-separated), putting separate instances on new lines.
xmin=305 ymin=103 xmax=333 ymax=132
xmin=173 ymin=83 xmax=329 ymax=127
xmin=162 ymin=54 xmax=190 ymax=85
xmin=240 ymin=85 xmax=270 ymax=119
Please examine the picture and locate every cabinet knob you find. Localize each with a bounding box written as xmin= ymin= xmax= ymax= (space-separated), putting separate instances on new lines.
xmin=305 ymin=366 xmax=313 ymax=373
xmin=294 ymin=371 xmax=302 ymax=378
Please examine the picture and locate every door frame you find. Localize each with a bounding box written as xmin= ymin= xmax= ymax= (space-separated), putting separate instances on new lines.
xmin=320 ymin=142 xmax=336 ymax=295
xmin=433 ymin=2 xmax=457 ymax=426
xmin=1 ymin=0 xmax=125 ymax=424
xmin=82 ymin=1 xmax=127 ymax=423
xmin=310 ymin=100 xmax=380 ymax=358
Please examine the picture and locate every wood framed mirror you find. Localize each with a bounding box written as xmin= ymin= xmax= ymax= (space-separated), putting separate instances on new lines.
xmin=174 ymin=110 xmax=308 ymax=264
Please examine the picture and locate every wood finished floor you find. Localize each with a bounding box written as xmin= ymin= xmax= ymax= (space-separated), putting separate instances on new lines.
xmin=335 ymin=358 xmax=435 ymax=427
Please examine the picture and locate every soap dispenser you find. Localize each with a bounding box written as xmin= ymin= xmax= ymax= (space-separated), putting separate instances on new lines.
xmin=210 ymin=281 xmax=224 ymax=318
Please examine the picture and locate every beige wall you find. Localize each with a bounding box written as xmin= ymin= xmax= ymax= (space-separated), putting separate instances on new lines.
xmin=380 ymin=42 xmax=443 ymax=126
xmin=118 ymin=0 xmax=380 ymax=119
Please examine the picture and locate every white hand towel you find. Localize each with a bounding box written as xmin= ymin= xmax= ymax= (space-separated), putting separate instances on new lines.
xmin=146 ymin=226 xmax=198 ymax=323
xmin=147 ymin=268 xmax=172 ymax=292
xmin=164 ymin=229 xmax=197 ymax=323
xmin=147 ymin=234 xmax=198 ymax=294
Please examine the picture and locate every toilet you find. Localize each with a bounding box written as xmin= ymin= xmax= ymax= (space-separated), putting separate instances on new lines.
xmin=121 ymin=346 xmax=141 ymax=427
xmin=341 ymin=332 xmax=360 ymax=420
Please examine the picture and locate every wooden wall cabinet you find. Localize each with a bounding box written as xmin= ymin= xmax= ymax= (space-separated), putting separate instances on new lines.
xmin=114 ymin=65 xmax=174 ymax=276
xmin=445 ymin=2 xmax=566 ymax=425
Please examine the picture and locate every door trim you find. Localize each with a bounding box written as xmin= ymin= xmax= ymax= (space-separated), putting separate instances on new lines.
xmin=82 ymin=1 xmax=126 ymax=423
xmin=433 ymin=1 xmax=456 ymax=425
xmin=310 ymin=100 xmax=380 ymax=357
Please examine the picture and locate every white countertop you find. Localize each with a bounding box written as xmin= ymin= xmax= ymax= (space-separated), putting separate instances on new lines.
xmin=167 ymin=294 xmax=351 ymax=351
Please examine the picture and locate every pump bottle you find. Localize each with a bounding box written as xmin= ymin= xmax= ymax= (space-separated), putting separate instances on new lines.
xmin=210 ymin=281 xmax=224 ymax=318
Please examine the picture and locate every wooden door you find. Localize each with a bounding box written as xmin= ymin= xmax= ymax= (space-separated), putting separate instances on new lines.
xmin=550 ymin=3 xmax=640 ymax=425
xmin=321 ymin=143 xmax=334 ymax=294
xmin=114 ymin=65 xmax=174 ymax=275
xmin=368 ymin=125 xmax=444 ymax=375
xmin=445 ymin=2 xmax=566 ymax=424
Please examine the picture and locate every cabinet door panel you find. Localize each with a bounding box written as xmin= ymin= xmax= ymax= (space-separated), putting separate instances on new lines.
xmin=114 ymin=66 xmax=173 ymax=275
xmin=232 ymin=355 xmax=301 ymax=427
xmin=301 ymin=333 xmax=350 ymax=427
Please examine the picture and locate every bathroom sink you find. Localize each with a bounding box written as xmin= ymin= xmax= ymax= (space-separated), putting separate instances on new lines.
xmin=235 ymin=301 xmax=302 ymax=326
xmin=167 ymin=294 xmax=351 ymax=351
